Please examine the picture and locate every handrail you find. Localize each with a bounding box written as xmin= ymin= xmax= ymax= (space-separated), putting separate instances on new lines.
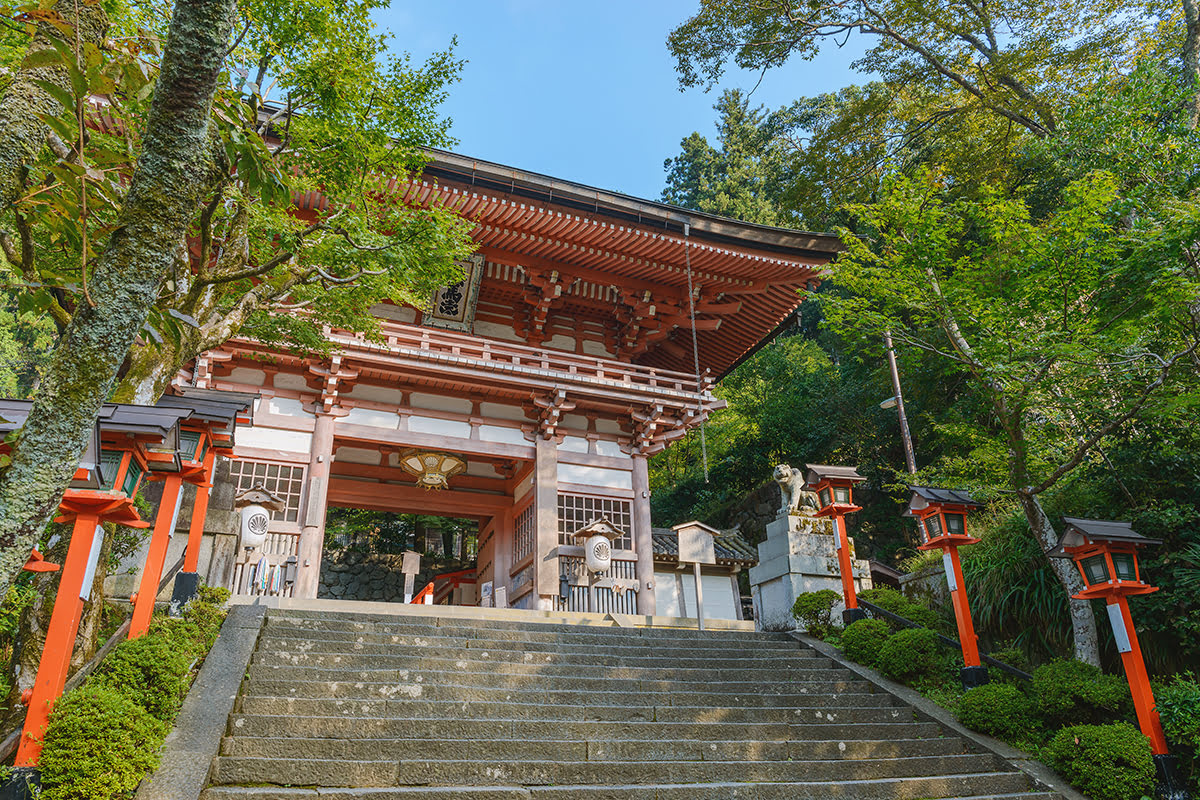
xmin=322 ymin=322 xmax=712 ymax=395
xmin=857 ymin=599 xmax=1033 ymax=682
xmin=410 ymin=583 xmax=434 ymax=604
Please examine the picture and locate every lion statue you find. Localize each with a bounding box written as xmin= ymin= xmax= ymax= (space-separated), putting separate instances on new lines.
xmin=773 ymin=464 xmax=819 ymax=517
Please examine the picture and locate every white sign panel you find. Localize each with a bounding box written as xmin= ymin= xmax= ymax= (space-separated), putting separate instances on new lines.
xmin=1107 ymin=603 xmax=1132 ymax=653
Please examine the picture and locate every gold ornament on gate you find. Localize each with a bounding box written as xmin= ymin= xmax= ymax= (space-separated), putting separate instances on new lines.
xmin=398 ymin=450 xmax=467 ymax=490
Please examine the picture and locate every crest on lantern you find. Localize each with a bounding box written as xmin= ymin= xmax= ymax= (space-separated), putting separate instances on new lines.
xmin=235 ymin=485 xmax=285 ymax=551
xmin=1046 ymin=517 xmax=1160 ymax=600
xmin=398 ymin=450 xmax=467 ymax=490
xmin=572 ymin=517 xmax=623 ymax=573
xmin=906 ymin=486 xmax=982 ymax=550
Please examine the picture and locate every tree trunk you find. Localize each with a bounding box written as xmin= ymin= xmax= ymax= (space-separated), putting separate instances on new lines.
xmin=0 ymin=0 xmax=235 ymax=598
xmin=1016 ymin=490 xmax=1101 ymax=666
xmin=1184 ymin=0 xmax=1200 ymax=129
xmin=0 ymin=0 xmax=108 ymax=215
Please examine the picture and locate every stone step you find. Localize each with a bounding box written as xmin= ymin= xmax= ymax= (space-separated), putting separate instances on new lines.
xmin=240 ymin=679 xmax=899 ymax=708
xmin=247 ymin=665 xmax=877 ymax=694
xmin=252 ymin=639 xmax=819 ymax=669
xmin=262 ymin=617 xmax=802 ymax=646
xmin=255 ymin=630 xmax=812 ymax=657
xmin=265 ymin=611 xmax=779 ymax=642
xmin=201 ymin=782 xmax=1057 ymax=800
xmin=210 ymin=753 xmax=1006 ymax=788
xmin=220 ymin=734 xmax=970 ymax=762
xmin=249 ymin=652 xmax=850 ymax=680
xmin=227 ymin=713 xmax=947 ymax=742
xmin=235 ymin=695 xmax=915 ymax=724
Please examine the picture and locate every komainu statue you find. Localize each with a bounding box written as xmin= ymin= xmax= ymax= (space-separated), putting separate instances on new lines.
xmin=773 ymin=464 xmax=819 ymax=516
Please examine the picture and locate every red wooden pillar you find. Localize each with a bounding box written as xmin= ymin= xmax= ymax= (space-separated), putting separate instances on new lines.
xmin=15 ymin=515 xmax=102 ymax=766
xmin=1109 ymin=595 xmax=1169 ymax=755
xmin=128 ymin=473 xmax=186 ymax=639
xmin=832 ymin=513 xmax=859 ymax=611
xmin=181 ymin=450 xmax=216 ymax=573
xmin=944 ymin=546 xmax=981 ymax=668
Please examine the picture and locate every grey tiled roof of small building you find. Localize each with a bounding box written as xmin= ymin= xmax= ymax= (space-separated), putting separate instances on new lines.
xmin=651 ymin=527 xmax=758 ymax=566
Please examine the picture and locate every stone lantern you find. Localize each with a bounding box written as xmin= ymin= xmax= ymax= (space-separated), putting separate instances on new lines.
xmin=1047 ymin=517 xmax=1189 ymax=800
xmin=805 ymin=464 xmax=866 ymax=623
xmin=907 ymin=486 xmax=986 ymax=688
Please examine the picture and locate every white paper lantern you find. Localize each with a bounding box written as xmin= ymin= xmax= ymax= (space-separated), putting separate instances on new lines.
xmin=240 ymin=503 xmax=270 ymax=550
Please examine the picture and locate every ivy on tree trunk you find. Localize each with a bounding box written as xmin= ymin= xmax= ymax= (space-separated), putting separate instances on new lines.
xmin=0 ymin=0 xmax=236 ymax=597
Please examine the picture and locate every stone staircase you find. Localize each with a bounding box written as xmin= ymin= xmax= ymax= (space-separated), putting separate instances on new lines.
xmin=201 ymin=608 xmax=1061 ymax=800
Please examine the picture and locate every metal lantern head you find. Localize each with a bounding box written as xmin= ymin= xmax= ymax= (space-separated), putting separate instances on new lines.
xmin=572 ymin=517 xmax=623 ymax=574
xmin=98 ymin=446 xmax=147 ymax=498
xmin=1046 ymin=517 xmax=1160 ymax=599
xmin=398 ymin=450 xmax=467 ymax=490
xmin=804 ymin=464 xmax=865 ymax=516
xmin=907 ymin=487 xmax=982 ymax=550
xmin=178 ymin=428 xmax=210 ymax=465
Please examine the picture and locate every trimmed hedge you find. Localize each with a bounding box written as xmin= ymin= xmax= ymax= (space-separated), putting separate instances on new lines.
xmin=956 ymin=683 xmax=1039 ymax=743
xmin=841 ymin=618 xmax=890 ymax=667
xmin=38 ymin=589 xmax=229 ymax=799
xmin=791 ymin=589 xmax=841 ymax=638
xmin=38 ymin=685 xmax=168 ymax=800
xmin=876 ymin=627 xmax=942 ymax=682
xmin=858 ymin=586 xmax=940 ymax=630
xmin=1031 ymin=658 xmax=1132 ymax=728
xmin=1043 ymin=723 xmax=1155 ymax=800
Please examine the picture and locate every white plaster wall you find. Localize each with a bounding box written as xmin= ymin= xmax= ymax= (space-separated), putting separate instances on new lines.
xmin=559 ymin=436 xmax=589 ymax=453
xmin=335 ymin=446 xmax=380 ymax=465
xmin=654 ymin=570 xmax=682 ymax=616
xmin=479 ymin=425 xmax=528 ymax=445
xmin=229 ymin=367 xmax=266 ymax=385
xmin=474 ymin=321 xmax=521 ymax=342
xmin=345 ymin=384 xmax=405 ymax=404
xmin=466 ymin=461 xmax=499 ymax=478
xmin=480 ymin=402 xmax=527 ymax=421
xmin=339 ymin=407 xmax=400 ymax=429
xmin=557 ymin=463 xmax=632 ymax=490
xmin=272 ymin=373 xmax=309 ymax=392
xmin=596 ymin=441 xmax=627 ymax=458
xmin=581 ymin=339 xmax=612 ymax=357
xmin=546 ymin=334 xmax=575 ymax=351
xmin=409 ymin=415 xmax=471 ymax=438
xmin=266 ymin=397 xmax=311 ymax=417
xmin=370 ymin=302 xmax=418 ymax=323
xmin=411 ymin=393 xmax=472 ymax=415
xmin=235 ymin=426 xmax=312 ymax=454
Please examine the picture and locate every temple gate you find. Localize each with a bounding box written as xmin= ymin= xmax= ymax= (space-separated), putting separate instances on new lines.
xmin=175 ymin=150 xmax=840 ymax=614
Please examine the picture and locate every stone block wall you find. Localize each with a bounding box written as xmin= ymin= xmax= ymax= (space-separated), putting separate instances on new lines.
xmin=727 ymin=481 xmax=781 ymax=544
xmin=318 ymin=551 xmax=411 ymax=602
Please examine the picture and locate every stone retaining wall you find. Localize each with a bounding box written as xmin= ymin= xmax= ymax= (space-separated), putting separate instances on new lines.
xmin=727 ymin=481 xmax=781 ymax=544
xmin=318 ymin=551 xmax=410 ymax=602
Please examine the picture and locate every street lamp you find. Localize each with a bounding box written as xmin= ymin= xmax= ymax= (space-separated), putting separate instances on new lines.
xmin=1047 ymin=517 xmax=1190 ymax=800
xmin=805 ymin=464 xmax=867 ymax=623
xmin=907 ymin=486 xmax=987 ymax=688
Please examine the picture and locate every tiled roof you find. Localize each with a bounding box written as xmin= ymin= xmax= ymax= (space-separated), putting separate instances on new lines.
xmin=651 ymin=527 xmax=758 ymax=566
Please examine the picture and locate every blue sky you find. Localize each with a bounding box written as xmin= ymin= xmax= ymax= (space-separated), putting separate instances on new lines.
xmin=379 ymin=1 xmax=869 ymax=201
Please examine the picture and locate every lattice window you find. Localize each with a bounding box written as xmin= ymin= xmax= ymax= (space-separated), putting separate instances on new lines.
xmin=557 ymin=494 xmax=633 ymax=550
xmin=513 ymin=503 xmax=535 ymax=563
xmin=227 ymin=460 xmax=306 ymax=523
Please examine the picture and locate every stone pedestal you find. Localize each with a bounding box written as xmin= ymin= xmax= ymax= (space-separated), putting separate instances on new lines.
xmin=748 ymin=513 xmax=872 ymax=631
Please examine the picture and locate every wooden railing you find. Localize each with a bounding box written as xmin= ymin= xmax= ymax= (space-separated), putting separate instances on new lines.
xmin=324 ymin=322 xmax=713 ymax=398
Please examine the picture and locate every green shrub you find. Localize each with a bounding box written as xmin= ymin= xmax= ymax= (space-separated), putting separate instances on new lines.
xmin=197 ymin=585 xmax=231 ymax=605
xmin=858 ymin=586 xmax=940 ymax=630
xmin=1158 ymin=672 xmax=1200 ymax=750
xmin=1044 ymin=723 xmax=1154 ymax=800
xmin=38 ymin=685 xmax=168 ymax=800
xmin=956 ymin=683 xmax=1039 ymax=743
xmin=877 ymin=627 xmax=942 ymax=682
xmin=91 ymin=634 xmax=192 ymax=721
xmin=1031 ymin=659 xmax=1132 ymax=728
xmin=791 ymin=589 xmax=841 ymax=637
xmin=986 ymin=642 xmax=1030 ymax=683
xmin=841 ymin=618 xmax=891 ymax=667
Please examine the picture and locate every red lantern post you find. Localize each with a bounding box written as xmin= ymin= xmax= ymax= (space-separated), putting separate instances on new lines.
xmin=1048 ymin=517 xmax=1189 ymax=800
xmin=804 ymin=464 xmax=867 ymax=623
xmin=908 ymin=486 xmax=987 ymax=688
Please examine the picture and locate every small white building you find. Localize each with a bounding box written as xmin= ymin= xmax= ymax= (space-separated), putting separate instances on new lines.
xmin=651 ymin=525 xmax=756 ymax=621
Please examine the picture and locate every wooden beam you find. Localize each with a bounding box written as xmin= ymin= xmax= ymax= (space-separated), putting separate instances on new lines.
xmin=327 ymin=477 xmax=508 ymax=517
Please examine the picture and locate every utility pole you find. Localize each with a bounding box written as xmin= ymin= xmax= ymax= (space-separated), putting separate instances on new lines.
xmin=883 ymin=331 xmax=917 ymax=474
